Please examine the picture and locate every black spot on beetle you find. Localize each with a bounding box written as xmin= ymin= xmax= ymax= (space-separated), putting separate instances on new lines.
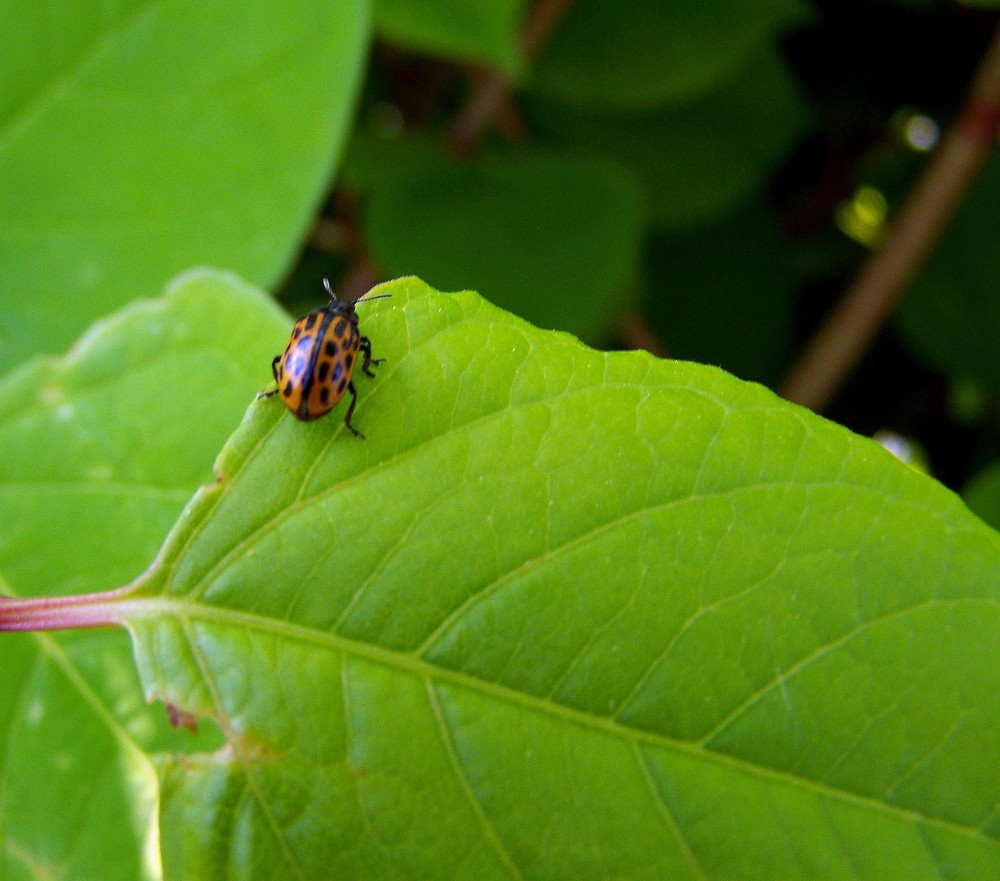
xmin=333 ymin=362 xmax=343 ymax=382
xmin=292 ymin=326 xmax=302 ymax=340
xmin=305 ymin=313 xmax=318 ymax=331
xmin=282 ymin=381 xmax=294 ymax=398
xmin=337 ymin=377 xmax=348 ymax=394
xmin=317 ymin=361 xmax=330 ymax=382
xmin=344 ymin=353 xmax=353 ymax=369
xmin=320 ymin=386 xmax=330 ymax=405
xmin=333 ymin=319 xmax=347 ymax=338
xmin=325 ymin=339 xmax=338 ymax=357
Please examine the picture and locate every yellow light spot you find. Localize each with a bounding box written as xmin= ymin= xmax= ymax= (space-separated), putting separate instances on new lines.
xmin=835 ymin=186 xmax=888 ymax=248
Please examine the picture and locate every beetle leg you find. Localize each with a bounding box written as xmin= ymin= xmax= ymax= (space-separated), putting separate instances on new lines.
xmin=358 ymin=336 xmax=384 ymax=378
xmin=257 ymin=356 xmax=282 ymax=400
xmin=343 ymin=381 xmax=365 ymax=439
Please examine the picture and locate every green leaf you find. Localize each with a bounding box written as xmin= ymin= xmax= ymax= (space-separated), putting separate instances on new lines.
xmin=527 ymin=46 xmax=809 ymax=229
xmin=0 ymin=270 xmax=287 ymax=879
xmin=373 ymin=0 xmax=528 ymax=75
xmin=362 ymin=145 xmax=645 ymax=338
xmin=896 ymin=156 xmax=1000 ymax=389
xmin=0 ymin=629 xmax=163 ymax=881
xmin=80 ymin=277 xmax=998 ymax=877
xmin=0 ymin=1 xmax=369 ymax=372
xmin=530 ymin=0 xmax=809 ymax=109
xmin=341 ymin=130 xmax=446 ymax=193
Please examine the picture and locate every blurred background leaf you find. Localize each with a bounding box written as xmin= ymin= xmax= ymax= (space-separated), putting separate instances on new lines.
xmin=373 ymin=0 xmax=530 ymax=75
xmin=360 ymin=144 xmax=645 ymax=336
xmin=896 ymin=157 xmax=1000 ymax=389
xmin=644 ymin=200 xmax=796 ymax=385
xmin=530 ymin=0 xmax=809 ymax=108
xmin=964 ymin=459 xmax=1000 ymax=529
xmin=524 ymin=45 xmax=810 ymax=230
xmin=0 ymin=0 xmax=369 ymax=372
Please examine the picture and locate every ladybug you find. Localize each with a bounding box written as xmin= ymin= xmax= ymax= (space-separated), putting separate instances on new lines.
xmin=259 ymin=279 xmax=388 ymax=437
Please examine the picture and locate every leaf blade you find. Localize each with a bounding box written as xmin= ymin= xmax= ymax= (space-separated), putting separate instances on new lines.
xmin=65 ymin=278 xmax=1000 ymax=877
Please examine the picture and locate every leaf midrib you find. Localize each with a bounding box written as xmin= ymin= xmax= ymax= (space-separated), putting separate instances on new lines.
xmin=119 ymin=594 xmax=999 ymax=847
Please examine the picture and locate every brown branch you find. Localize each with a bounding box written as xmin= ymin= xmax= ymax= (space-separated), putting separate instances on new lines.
xmin=448 ymin=0 xmax=576 ymax=155
xmin=779 ymin=23 xmax=1000 ymax=411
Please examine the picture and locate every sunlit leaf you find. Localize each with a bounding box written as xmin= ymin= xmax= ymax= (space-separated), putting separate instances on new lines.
xmin=62 ymin=277 xmax=998 ymax=879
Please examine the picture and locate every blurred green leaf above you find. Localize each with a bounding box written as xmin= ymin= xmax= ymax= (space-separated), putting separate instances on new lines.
xmin=0 ymin=1 xmax=368 ymax=372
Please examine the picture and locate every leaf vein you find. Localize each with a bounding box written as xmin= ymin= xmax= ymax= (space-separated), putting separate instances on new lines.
xmin=181 ymin=619 xmax=308 ymax=881
xmin=126 ymin=598 xmax=1000 ymax=846
xmin=424 ymin=680 xmax=524 ymax=880
xmin=631 ymin=742 xmax=710 ymax=881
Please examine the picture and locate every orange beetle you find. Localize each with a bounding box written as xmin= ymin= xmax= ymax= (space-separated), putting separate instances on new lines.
xmin=260 ymin=279 xmax=387 ymax=437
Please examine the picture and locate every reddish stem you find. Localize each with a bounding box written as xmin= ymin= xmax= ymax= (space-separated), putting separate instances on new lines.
xmin=0 ymin=587 xmax=133 ymax=632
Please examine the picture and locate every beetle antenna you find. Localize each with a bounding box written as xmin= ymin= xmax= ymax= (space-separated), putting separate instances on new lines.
xmin=322 ymin=277 xmax=338 ymax=301
xmin=355 ymin=293 xmax=393 ymax=304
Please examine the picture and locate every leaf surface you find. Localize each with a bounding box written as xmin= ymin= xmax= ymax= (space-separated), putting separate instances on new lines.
xmin=102 ymin=277 xmax=1000 ymax=879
